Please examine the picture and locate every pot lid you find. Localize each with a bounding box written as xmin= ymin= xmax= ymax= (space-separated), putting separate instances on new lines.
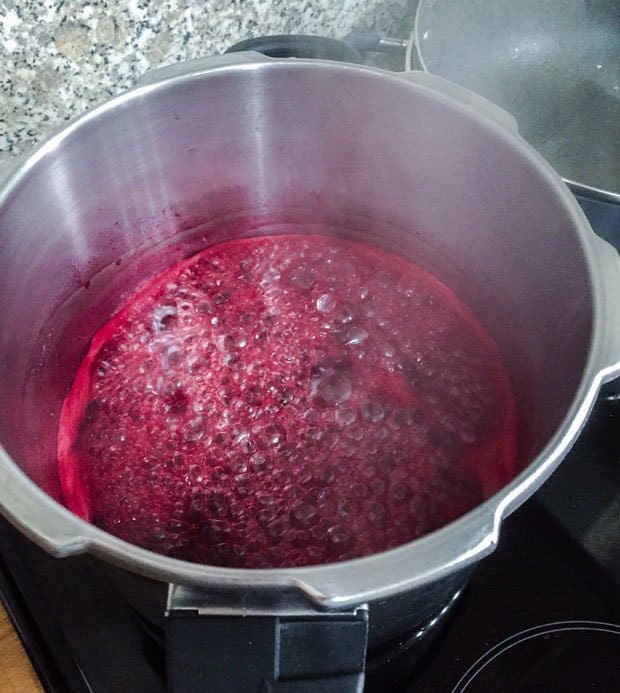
xmin=409 ymin=0 xmax=620 ymax=203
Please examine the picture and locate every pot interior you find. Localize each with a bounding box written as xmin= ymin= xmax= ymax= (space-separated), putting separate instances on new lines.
xmin=0 ymin=63 xmax=592 ymax=511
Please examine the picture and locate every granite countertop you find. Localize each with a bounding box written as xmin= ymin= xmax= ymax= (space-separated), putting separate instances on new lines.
xmin=1 ymin=0 xmax=412 ymax=160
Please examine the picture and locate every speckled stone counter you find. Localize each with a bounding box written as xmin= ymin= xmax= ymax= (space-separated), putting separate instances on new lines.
xmin=1 ymin=0 xmax=412 ymax=159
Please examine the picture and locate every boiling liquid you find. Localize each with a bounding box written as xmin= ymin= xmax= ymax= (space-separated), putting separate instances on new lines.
xmin=58 ymin=234 xmax=517 ymax=568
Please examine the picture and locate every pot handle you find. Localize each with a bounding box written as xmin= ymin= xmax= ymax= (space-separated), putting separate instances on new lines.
xmin=343 ymin=31 xmax=409 ymax=54
xmin=166 ymin=584 xmax=368 ymax=692
xmin=226 ymin=35 xmax=364 ymax=64
xmin=398 ymin=70 xmax=519 ymax=134
xmin=227 ymin=32 xmax=407 ymax=61
xmin=591 ymin=235 xmax=620 ymax=383
xmin=135 ymin=51 xmax=272 ymax=87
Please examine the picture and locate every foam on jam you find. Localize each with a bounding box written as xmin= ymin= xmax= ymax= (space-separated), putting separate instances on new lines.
xmin=58 ymin=234 xmax=517 ymax=568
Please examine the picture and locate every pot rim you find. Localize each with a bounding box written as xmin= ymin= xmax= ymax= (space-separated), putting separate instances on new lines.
xmin=0 ymin=58 xmax=611 ymax=608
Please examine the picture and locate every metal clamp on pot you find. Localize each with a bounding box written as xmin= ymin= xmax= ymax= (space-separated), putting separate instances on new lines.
xmin=166 ymin=586 xmax=368 ymax=692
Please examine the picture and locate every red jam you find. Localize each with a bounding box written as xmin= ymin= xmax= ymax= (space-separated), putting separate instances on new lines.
xmin=58 ymin=234 xmax=517 ymax=568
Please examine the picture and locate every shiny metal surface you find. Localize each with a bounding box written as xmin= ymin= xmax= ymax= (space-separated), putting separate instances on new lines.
xmin=167 ymin=584 xmax=369 ymax=618
xmin=0 ymin=56 xmax=618 ymax=614
xmin=409 ymin=0 xmax=620 ymax=202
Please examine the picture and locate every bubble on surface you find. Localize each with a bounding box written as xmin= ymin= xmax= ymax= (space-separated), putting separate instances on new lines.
xmin=278 ymin=387 xmax=294 ymax=405
xmin=287 ymin=266 xmax=316 ymax=290
xmin=213 ymin=291 xmax=230 ymax=306
xmin=335 ymin=406 xmax=357 ymax=427
xmin=390 ymin=481 xmax=413 ymax=503
xmin=378 ymin=342 xmax=396 ymax=359
xmin=326 ymin=524 xmax=353 ymax=550
xmin=315 ymin=371 xmax=352 ymax=405
xmin=162 ymin=345 xmax=183 ymax=368
xmin=183 ymin=416 xmax=204 ymax=443
xmin=250 ymin=452 xmax=267 ymax=471
xmin=152 ymin=305 xmax=177 ymax=333
xmin=361 ymin=401 xmax=385 ymax=423
xmin=344 ymin=326 xmax=369 ymax=346
xmin=209 ymin=491 xmax=230 ymax=518
xmin=336 ymin=305 xmax=354 ymax=324
xmin=345 ymin=424 xmax=364 ymax=442
xmin=368 ymin=502 xmax=388 ymax=529
xmin=290 ymin=501 xmax=318 ymax=527
xmin=337 ymin=498 xmax=358 ymax=518
xmin=261 ymin=423 xmax=286 ymax=448
xmin=316 ymin=293 xmax=337 ymax=314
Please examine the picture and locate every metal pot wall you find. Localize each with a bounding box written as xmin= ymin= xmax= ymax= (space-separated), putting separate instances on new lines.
xmin=0 ymin=54 xmax=618 ymax=691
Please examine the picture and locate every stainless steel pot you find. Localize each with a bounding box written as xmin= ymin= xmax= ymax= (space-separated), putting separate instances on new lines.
xmin=0 ymin=54 xmax=618 ymax=690
xmin=406 ymin=0 xmax=620 ymax=203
